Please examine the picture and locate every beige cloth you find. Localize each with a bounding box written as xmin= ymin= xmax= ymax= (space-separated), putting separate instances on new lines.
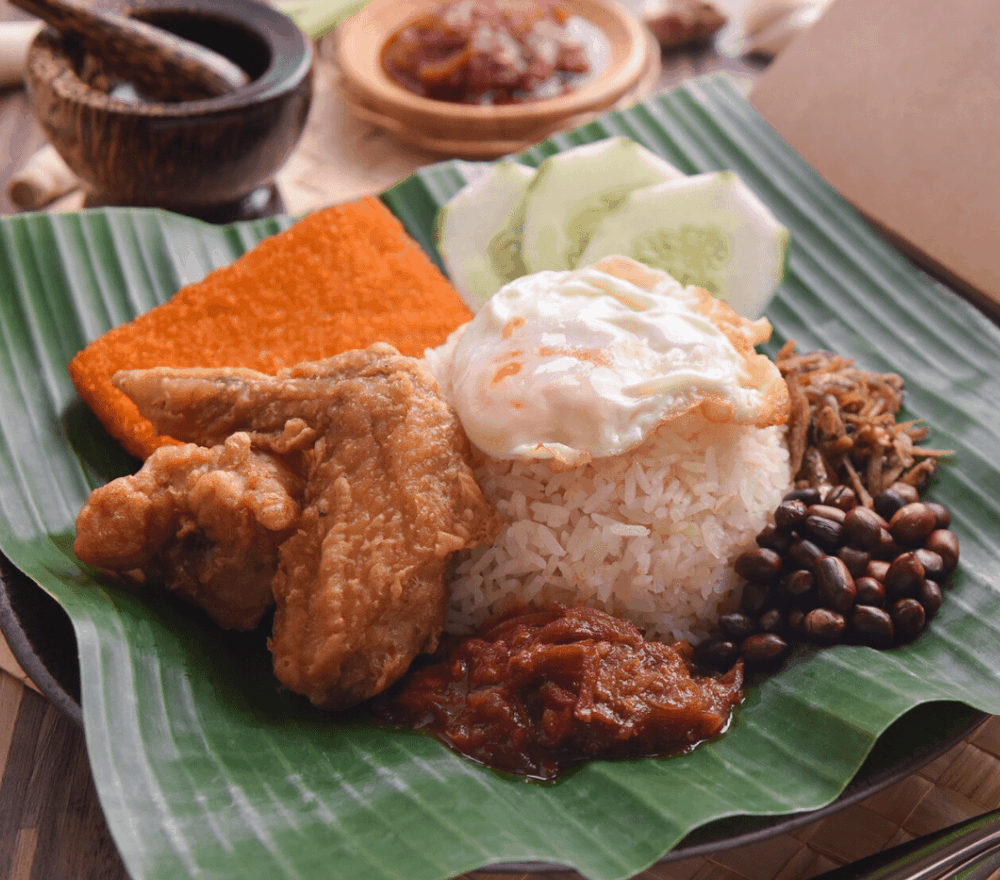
xmin=0 ymin=19 xmax=40 ymax=86
xmin=7 ymin=144 xmax=80 ymax=210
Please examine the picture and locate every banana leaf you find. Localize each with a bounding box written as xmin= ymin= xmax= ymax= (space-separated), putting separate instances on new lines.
xmin=2 ymin=72 xmax=1000 ymax=880
xmin=275 ymin=0 xmax=371 ymax=39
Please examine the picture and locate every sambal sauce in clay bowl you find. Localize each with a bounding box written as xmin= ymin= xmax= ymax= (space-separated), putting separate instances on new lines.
xmin=380 ymin=0 xmax=593 ymax=106
xmin=24 ymin=0 xmax=313 ymax=221
xmin=336 ymin=0 xmax=658 ymax=158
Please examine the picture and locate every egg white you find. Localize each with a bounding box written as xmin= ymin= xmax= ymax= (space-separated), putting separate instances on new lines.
xmin=435 ymin=256 xmax=787 ymax=466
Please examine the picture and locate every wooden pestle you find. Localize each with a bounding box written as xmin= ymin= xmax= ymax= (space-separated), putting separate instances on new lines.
xmin=12 ymin=0 xmax=250 ymax=101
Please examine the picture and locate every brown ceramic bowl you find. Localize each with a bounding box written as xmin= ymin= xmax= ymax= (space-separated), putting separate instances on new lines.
xmin=24 ymin=0 xmax=313 ymax=217
xmin=336 ymin=0 xmax=660 ymax=159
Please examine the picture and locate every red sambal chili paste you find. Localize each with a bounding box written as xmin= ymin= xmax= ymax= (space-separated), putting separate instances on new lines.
xmin=371 ymin=604 xmax=744 ymax=779
xmin=381 ymin=0 xmax=591 ymax=105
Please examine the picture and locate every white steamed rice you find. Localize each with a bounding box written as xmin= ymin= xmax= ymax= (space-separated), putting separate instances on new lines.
xmin=443 ymin=411 xmax=791 ymax=643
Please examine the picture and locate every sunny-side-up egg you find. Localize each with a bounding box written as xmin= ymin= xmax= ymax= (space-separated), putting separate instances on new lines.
xmin=433 ymin=255 xmax=788 ymax=466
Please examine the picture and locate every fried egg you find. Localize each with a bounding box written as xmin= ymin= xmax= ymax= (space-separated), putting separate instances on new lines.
xmin=436 ymin=255 xmax=788 ymax=466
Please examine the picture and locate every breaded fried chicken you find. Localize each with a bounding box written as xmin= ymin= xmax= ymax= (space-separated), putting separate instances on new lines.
xmin=74 ymin=433 xmax=303 ymax=630
xmin=266 ymin=352 xmax=502 ymax=709
xmin=78 ymin=344 xmax=502 ymax=708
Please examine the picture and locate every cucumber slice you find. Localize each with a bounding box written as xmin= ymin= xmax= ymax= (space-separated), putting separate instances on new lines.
xmin=578 ymin=171 xmax=790 ymax=318
xmin=435 ymin=159 xmax=536 ymax=312
xmin=519 ymin=137 xmax=684 ymax=273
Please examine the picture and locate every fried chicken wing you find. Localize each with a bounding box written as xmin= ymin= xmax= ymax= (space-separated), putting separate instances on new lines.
xmin=267 ymin=351 xmax=503 ymax=709
xmin=74 ymin=433 xmax=303 ymax=630
xmin=112 ymin=366 xmax=328 ymax=449
xmin=88 ymin=344 xmax=502 ymax=708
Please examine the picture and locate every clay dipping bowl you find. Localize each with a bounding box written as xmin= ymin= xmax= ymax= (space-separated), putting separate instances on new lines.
xmin=24 ymin=0 xmax=313 ymax=218
xmin=335 ymin=0 xmax=657 ymax=159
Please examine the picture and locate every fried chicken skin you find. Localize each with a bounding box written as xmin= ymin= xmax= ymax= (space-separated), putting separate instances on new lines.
xmin=86 ymin=344 xmax=502 ymax=709
xmin=269 ymin=362 xmax=502 ymax=709
xmin=74 ymin=433 xmax=303 ymax=630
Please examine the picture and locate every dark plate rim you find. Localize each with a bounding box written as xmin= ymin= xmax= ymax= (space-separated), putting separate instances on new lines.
xmin=0 ymin=552 xmax=83 ymax=726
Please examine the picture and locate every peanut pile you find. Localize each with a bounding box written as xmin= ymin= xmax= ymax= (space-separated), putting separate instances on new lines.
xmin=696 ymin=345 xmax=959 ymax=672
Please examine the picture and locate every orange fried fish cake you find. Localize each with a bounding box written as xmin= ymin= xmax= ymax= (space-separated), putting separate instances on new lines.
xmin=68 ymin=197 xmax=472 ymax=461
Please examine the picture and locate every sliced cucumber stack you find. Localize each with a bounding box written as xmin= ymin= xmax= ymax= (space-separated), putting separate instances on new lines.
xmin=578 ymin=171 xmax=790 ymax=318
xmin=435 ymin=159 xmax=537 ymax=312
xmin=519 ymin=137 xmax=685 ymax=273
xmin=434 ymin=138 xmax=789 ymax=319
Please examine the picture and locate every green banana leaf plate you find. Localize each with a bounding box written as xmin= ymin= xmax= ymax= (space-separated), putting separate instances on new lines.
xmin=2 ymin=72 xmax=1000 ymax=880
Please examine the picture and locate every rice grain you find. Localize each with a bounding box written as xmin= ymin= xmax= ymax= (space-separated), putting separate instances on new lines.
xmin=445 ymin=412 xmax=790 ymax=643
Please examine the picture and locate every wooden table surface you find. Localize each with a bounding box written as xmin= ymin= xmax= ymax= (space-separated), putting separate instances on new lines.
xmin=2 ymin=2 xmax=999 ymax=879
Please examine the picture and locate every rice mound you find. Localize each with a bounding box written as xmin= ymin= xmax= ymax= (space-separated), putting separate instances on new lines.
xmin=444 ymin=412 xmax=791 ymax=643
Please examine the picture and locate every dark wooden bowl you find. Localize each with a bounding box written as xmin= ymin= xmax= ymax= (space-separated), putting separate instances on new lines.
xmin=24 ymin=0 xmax=313 ymax=216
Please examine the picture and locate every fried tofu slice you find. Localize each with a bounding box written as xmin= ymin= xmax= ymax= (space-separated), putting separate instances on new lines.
xmin=87 ymin=345 xmax=502 ymax=708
